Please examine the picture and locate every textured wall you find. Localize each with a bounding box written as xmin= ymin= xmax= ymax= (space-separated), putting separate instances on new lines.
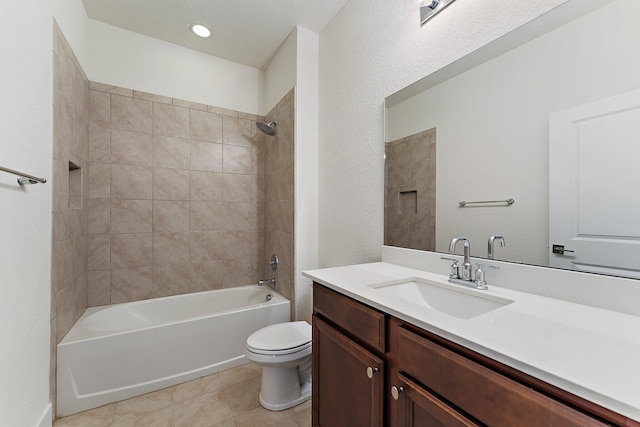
xmin=318 ymin=0 xmax=568 ymax=267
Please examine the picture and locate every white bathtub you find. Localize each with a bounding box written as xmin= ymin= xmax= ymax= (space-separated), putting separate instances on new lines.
xmin=57 ymin=285 xmax=290 ymax=417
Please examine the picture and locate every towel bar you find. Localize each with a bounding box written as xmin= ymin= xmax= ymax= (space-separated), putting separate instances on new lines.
xmin=458 ymin=198 xmax=514 ymax=207
xmin=0 ymin=165 xmax=47 ymax=185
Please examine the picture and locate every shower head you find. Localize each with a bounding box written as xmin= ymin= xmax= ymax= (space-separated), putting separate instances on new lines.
xmin=256 ymin=120 xmax=277 ymax=136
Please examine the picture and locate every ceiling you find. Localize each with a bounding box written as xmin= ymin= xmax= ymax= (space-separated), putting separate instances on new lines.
xmin=82 ymin=0 xmax=349 ymax=70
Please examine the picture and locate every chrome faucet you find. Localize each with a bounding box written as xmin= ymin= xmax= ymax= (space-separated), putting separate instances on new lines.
xmin=449 ymin=237 xmax=472 ymax=281
xmin=259 ymin=255 xmax=279 ymax=287
xmin=258 ymin=278 xmax=276 ymax=287
xmin=488 ymin=235 xmax=505 ymax=260
xmin=444 ymin=237 xmax=494 ymax=290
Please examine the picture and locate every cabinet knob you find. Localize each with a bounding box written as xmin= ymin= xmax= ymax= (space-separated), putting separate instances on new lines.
xmin=366 ymin=366 xmax=379 ymax=379
xmin=391 ymin=385 xmax=405 ymax=400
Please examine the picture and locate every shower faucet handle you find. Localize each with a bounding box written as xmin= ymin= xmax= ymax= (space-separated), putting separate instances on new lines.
xmin=266 ymin=254 xmax=279 ymax=272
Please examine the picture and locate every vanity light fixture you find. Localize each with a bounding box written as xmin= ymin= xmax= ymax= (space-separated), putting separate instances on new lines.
xmin=189 ymin=23 xmax=211 ymax=38
xmin=420 ymin=0 xmax=457 ymax=26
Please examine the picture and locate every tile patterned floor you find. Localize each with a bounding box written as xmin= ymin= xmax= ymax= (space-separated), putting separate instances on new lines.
xmin=53 ymin=363 xmax=311 ymax=427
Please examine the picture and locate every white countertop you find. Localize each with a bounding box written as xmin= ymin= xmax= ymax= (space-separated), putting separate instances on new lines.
xmin=303 ymin=261 xmax=640 ymax=422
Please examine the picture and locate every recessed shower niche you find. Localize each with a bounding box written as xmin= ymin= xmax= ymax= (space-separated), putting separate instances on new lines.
xmin=384 ymin=128 xmax=436 ymax=251
xmin=68 ymin=161 xmax=82 ymax=209
xmin=399 ymin=190 xmax=417 ymax=214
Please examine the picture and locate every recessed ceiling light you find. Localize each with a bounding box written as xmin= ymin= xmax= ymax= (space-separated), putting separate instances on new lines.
xmin=189 ymin=23 xmax=211 ymax=38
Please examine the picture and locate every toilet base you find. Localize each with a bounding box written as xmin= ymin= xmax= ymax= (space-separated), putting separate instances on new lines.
xmin=259 ymin=382 xmax=311 ymax=411
xmin=258 ymin=365 xmax=312 ymax=411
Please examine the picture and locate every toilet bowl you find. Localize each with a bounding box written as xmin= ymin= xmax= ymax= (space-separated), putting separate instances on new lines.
xmin=245 ymin=321 xmax=312 ymax=411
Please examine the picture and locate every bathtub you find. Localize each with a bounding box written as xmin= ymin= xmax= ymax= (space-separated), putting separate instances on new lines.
xmin=57 ymin=285 xmax=290 ymax=417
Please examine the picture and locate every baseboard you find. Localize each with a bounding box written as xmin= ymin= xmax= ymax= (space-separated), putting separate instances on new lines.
xmin=36 ymin=403 xmax=52 ymax=427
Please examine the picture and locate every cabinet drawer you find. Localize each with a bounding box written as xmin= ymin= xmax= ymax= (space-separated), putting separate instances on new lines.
xmin=398 ymin=327 xmax=607 ymax=427
xmin=313 ymin=283 xmax=385 ymax=353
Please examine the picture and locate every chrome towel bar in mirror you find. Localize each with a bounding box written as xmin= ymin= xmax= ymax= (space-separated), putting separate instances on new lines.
xmin=458 ymin=198 xmax=515 ymax=207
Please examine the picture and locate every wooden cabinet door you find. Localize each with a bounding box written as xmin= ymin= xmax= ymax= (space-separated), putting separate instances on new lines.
xmin=392 ymin=374 xmax=479 ymax=427
xmin=312 ymin=315 xmax=384 ymax=427
xmin=397 ymin=327 xmax=609 ymax=427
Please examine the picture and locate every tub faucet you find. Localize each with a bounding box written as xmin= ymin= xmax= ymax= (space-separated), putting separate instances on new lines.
xmin=488 ymin=235 xmax=505 ymax=260
xmin=259 ymin=278 xmax=276 ymax=287
xmin=449 ymin=237 xmax=472 ymax=281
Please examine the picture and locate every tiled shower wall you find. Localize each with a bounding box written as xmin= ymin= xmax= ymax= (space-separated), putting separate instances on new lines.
xmin=384 ymin=128 xmax=436 ymax=251
xmin=264 ymin=90 xmax=295 ymax=318
xmin=52 ymin=21 xmax=296 ymax=415
xmin=51 ymin=22 xmax=90 ymax=416
xmin=85 ymin=84 xmax=269 ymax=305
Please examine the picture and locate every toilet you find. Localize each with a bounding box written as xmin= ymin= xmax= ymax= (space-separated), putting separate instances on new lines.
xmin=244 ymin=321 xmax=312 ymax=411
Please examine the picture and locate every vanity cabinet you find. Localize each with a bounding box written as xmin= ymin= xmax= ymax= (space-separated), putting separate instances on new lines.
xmin=312 ymin=284 xmax=385 ymax=427
xmin=313 ymin=316 xmax=384 ymax=426
xmin=391 ymin=325 xmax=606 ymax=426
xmin=313 ymin=282 xmax=636 ymax=427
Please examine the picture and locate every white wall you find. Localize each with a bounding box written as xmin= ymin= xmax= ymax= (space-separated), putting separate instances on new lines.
xmin=318 ymin=0 xmax=570 ymax=267
xmin=52 ymin=0 xmax=88 ymax=66
xmin=265 ymin=29 xmax=297 ymax=113
xmin=0 ymin=1 xmax=53 ymax=425
xmin=264 ymin=26 xmax=320 ymax=322
xmin=85 ymin=20 xmax=265 ymax=115
xmin=54 ymin=0 xmax=265 ymax=115
xmin=385 ymin=0 xmax=640 ymax=266
xmin=293 ymin=27 xmax=319 ymax=322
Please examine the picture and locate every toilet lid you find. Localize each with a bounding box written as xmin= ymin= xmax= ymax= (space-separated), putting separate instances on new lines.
xmin=247 ymin=321 xmax=311 ymax=352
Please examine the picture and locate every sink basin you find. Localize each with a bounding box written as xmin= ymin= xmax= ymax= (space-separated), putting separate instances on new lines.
xmin=368 ymin=277 xmax=513 ymax=319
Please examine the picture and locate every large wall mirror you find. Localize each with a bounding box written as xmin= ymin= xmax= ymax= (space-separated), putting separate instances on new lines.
xmin=384 ymin=0 xmax=640 ymax=278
